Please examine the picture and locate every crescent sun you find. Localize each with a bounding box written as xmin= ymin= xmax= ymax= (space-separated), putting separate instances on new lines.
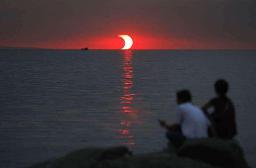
xmin=118 ymin=35 xmax=133 ymax=50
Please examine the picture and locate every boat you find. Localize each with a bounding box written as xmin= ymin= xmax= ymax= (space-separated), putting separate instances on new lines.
xmin=81 ymin=47 xmax=88 ymax=51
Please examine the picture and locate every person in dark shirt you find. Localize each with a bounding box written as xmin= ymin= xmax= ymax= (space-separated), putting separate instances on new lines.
xmin=203 ymin=79 xmax=237 ymax=139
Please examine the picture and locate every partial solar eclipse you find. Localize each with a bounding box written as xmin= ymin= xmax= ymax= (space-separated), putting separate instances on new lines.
xmin=119 ymin=35 xmax=133 ymax=50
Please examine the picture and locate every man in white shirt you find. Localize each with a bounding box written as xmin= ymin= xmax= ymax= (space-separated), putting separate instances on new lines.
xmin=159 ymin=90 xmax=209 ymax=147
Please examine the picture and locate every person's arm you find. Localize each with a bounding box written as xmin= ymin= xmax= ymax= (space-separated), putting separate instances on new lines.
xmin=202 ymin=99 xmax=215 ymax=118
xmin=159 ymin=106 xmax=183 ymax=131
xmin=202 ymin=101 xmax=212 ymax=113
xmin=159 ymin=119 xmax=167 ymax=128
xmin=158 ymin=120 xmax=177 ymax=130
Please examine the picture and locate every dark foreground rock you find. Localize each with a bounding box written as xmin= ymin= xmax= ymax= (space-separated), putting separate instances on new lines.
xmin=178 ymin=138 xmax=249 ymax=168
xmin=29 ymin=139 xmax=249 ymax=168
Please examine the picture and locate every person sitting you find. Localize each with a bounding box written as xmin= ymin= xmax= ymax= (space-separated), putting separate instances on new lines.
xmin=202 ymin=79 xmax=237 ymax=139
xmin=159 ymin=90 xmax=210 ymax=148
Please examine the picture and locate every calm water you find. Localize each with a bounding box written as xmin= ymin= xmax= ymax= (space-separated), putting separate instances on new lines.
xmin=0 ymin=49 xmax=256 ymax=168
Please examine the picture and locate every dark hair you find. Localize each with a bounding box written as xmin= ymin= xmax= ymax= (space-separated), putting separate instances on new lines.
xmin=176 ymin=90 xmax=192 ymax=103
xmin=215 ymin=79 xmax=229 ymax=96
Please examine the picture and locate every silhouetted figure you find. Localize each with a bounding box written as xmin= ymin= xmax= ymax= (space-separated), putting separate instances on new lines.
xmin=203 ymin=79 xmax=237 ymax=139
xmin=159 ymin=90 xmax=209 ymax=148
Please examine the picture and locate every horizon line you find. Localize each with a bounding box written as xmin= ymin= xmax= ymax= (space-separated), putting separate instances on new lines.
xmin=1 ymin=46 xmax=256 ymax=51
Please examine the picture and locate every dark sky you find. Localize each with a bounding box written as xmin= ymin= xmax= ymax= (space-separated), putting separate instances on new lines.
xmin=0 ymin=0 xmax=256 ymax=49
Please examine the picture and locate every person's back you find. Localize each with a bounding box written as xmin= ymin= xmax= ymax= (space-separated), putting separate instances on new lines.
xmin=208 ymin=96 xmax=237 ymax=139
xmin=203 ymin=79 xmax=237 ymax=139
xmin=178 ymin=102 xmax=209 ymax=139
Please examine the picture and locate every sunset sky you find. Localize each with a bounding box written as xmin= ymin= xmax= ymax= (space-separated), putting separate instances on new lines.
xmin=0 ymin=0 xmax=256 ymax=49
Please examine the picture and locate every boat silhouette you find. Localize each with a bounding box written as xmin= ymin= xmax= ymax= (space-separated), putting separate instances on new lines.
xmin=81 ymin=47 xmax=88 ymax=50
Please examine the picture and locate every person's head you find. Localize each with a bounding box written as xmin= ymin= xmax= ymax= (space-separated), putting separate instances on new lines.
xmin=176 ymin=90 xmax=192 ymax=104
xmin=215 ymin=79 xmax=229 ymax=97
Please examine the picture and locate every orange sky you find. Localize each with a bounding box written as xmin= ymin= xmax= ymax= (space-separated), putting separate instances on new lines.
xmin=9 ymin=33 xmax=254 ymax=50
xmin=1 ymin=0 xmax=256 ymax=50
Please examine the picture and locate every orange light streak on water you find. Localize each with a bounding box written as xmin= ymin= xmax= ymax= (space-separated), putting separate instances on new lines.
xmin=119 ymin=50 xmax=136 ymax=147
xmin=120 ymin=51 xmax=135 ymax=111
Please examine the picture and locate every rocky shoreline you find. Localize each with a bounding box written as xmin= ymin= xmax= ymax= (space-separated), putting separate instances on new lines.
xmin=28 ymin=138 xmax=249 ymax=168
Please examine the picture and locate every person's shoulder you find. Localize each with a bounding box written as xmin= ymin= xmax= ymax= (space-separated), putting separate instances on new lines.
xmin=210 ymin=97 xmax=218 ymax=103
xmin=177 ymin=102 xmax=190 ymax=111
xmin=191 ymin=104 xmax=204 ymax=113
xmin=179 ymin=102 xmax=197 ymax=111
xmin=209 ymin=97 xmax=223 ymax=106
xmin=226 ymin=97 xmax=235 ymax=107
xmin=178 ymin=102 xmax=191 ymax=108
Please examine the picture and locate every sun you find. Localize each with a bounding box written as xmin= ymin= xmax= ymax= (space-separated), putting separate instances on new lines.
xmin=118 ymin=35 xmax=133 ymax=50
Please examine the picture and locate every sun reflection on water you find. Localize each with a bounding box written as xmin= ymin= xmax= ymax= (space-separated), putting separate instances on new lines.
xmin=119 ymin=50 xmax=136 ymax=147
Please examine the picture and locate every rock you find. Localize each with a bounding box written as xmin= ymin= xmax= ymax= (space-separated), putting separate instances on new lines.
xmin=177 ymin=138 xmax=249 ymax=168
xmin=98 ymin=152 xmax=218 ymax=168
xmin=28 ymin=146 xmax=132 ymax=168
xmin=28 ymin=147 xmax=105 ymax=168
xmin=29 ymin=147 xmax=217 ymax=168
xmin=29 ymin=139 xmax=249 ymax=168
xmin=99 ymin=146 xmax=132 ymax=161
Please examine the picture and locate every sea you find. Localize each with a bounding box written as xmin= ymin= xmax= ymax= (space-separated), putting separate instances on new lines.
xmin=0 ymin=49 xmax=256 ymax=168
